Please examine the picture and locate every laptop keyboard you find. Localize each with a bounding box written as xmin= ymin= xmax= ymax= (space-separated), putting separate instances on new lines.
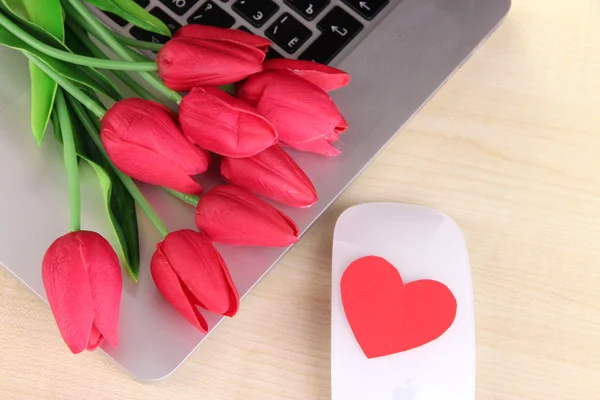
xmin=103 ymin=0 xmax=392 ymax=65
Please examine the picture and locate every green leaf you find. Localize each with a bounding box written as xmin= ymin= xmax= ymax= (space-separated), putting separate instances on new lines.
xmin=53 ymin=97 xmax=141 ymax=280
xmin=3 ymin=0 xmax=65 ymax=144
xmin=0 ymin=13 xmax=122 ymax=101
xmin=85 ymin=0 xmax=171 ymax=37
xmin=19 ymin=0 xmax=64 ymax=38
xmin=29 ymin=66 xmax=58 ymax=144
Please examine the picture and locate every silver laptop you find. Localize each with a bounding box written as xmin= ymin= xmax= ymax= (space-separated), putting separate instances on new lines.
xmin=0 ymin=0 xmax=510 ymax=381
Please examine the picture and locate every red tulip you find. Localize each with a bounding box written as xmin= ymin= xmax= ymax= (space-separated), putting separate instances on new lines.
xmin=42 ymin=231 xmax=122 ymax=354
xmin=195 ymin=185 xmax=299 ymax=246
xmin=101 ymin=99 xmax=210 ymax=194
xmin=220 ymin=145 xmax=317 ymax=208
xmin=237 ymin=70 xmax=347 ymax=156
xmin=179 ymin=87 xmax=277 ymax=158
xmin=263 ymin=59 xmax=350 ymax=92
xmin=175 ymin=24 xmax=271 ymax=52
xmin=151 ymin=230 xmax=239 ymax=333
xmin=157 ymin=25 xmax=267 ymax=91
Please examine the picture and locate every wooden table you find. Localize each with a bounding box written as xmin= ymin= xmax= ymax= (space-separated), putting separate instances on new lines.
xmin=3 ymin=1 xmax=600 ymax=399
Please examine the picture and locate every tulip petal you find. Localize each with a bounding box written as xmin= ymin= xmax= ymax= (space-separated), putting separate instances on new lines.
xmin=158 ymin=38 xmax=264 ymax=91
xmin=42 ymin=233 xmax=95 ymax=354
xmin=101 ymin=99 xmax=209 ymax=194
xmin=175 ymin=24 xmax=271 ymax=52
xmin=180 ymin=87 xmax=277 ymax=158
xmin=151 ymin=245 xmax=209 ymax=333
xmin=195 ymin=185 xmax=299 ymax=246
xmin=102 ymin=134 xmax=205 ymax=194
xmin=237 ymin=70 xmax=345 ymax=147
xmin=220 ymin=145 xmax=318 ymax=208
xmin=337 ymin=116 xmax=348 ymax=133
xmin=87 ymin=325 xmax=104 ymax=351
xmin=80 ymin=231 xmax=122 ymax=348
xmin=274 ymin=208 xmax=300 ymax=237
xmin=263 ymin=59 xmax=350 ymax=92
xmin=289 ymin=137 xmax=341 ymax=156
xmin=160 ymin=230 xmax=239 ymax=317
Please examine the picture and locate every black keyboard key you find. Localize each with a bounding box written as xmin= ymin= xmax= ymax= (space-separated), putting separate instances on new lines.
xmin=316 ymin=6 xmax=363 ymax=37
xmin=130 ymin=6 xmax=181 ymax=43
xmin=130 ymin=27 xmax=170 ymax=44
xmin=104 ymin=12 xmax=128 ymax=26
xmin=342 ymin=0 xmax=388 ymax=20
xmin=187 ymin=1 xmax=235 ymax=27
xmin=233 ymin=0 xmax=279 ymax=28
xmin=150 ymin=7 xmax=182 ymax=34
xmin=284 ymin=0 xmax=329 ymax=21
xmin=265 ymin=13 xmax=311 ymax=54
xmin=240 ymin=26 xmax=284 ymax=59
xmin=160 ymin=0 xmax=198 ymax=15
xmin=300 ymin=6 xmax=362 ymax=63
xmin=266 ymin=47 xmax=283 ymax=60
xmin=134 ymin=0 xmax=150 ymax=7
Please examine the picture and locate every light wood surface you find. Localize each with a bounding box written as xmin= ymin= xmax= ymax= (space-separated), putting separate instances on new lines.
xmin=3 ymin=1 xmax=600 ymax=399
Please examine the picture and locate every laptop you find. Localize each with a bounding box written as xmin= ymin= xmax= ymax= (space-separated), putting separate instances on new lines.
xmin=0 ymin=0 xmax=510 ymax=381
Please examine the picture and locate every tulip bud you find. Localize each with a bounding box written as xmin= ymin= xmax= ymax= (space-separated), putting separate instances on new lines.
xmin=237 ymin=70 xmax=347 ymax=156
xmin=220 ymin=145 xmax=317 ymax=208
xmin=42 ymin=231 xmax=122 ymax=354
xmin=157 ymin=25 xmax=267 ymax=91
xmin=151 ymin=230 xmax=239 ymax=333
xmin=195 ymin=185 xmax=299 ymax=246
xmin=175 ymin=24 xmax=271 ymax=52
xmin=101 ymin=99 xmax=210 ymax=194
xmin=263 ymin=59 xmax=350 ymax=92
xmin=179 ymin=87 xmax=277 ymax=158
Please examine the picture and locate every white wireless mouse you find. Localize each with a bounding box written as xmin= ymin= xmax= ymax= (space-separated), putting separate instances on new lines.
xmin=331 ymin=203 xmax=475 ymax=400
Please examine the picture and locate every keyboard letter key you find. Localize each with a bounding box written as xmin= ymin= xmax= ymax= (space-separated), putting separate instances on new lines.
xmin=188 ymin=1 xmax=236 ymax=28
xmin=265 ymin=13 xmax=312 ymax=54
xmin=160 ymin=0 xmax=198 ymax=16
xmin=233 ymin=0 xmax=279 ymax=28
xmin=284 ymin=0 xmax=329 ymax=21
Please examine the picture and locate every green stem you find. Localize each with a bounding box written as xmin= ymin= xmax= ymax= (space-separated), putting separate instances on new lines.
xmin=66 ymin=20 xmax=159 ymax=101
xmin=55 ymin=90 xmax=81 ymax=232
xmin=63 ymin=0 xmax=182 ymax=104
xmin=25 ymin=54 xmax=105 ymax=119
xmin=164 ymin=188 xmax=200 ymax=207
xmin=0 ymin=12 xmax=157 ymax=71
xmin=111 ymin=32 xmax=163 ymax=52
xmin=120 ymin=44 xmax=154 ymax=62
xmin=66 ymin=95 xmax=169 ymax=238
xmin=66 ymin=12 xmax=153 ymax=62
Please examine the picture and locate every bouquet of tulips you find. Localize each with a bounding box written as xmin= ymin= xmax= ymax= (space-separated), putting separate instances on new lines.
xmin=0 ymin=0 xmax=349 ymax=354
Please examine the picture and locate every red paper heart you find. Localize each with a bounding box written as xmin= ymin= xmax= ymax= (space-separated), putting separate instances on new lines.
xmin=341 ymin=256 xmax=457 ymax=359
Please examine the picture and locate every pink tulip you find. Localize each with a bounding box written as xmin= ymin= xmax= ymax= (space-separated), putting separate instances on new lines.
xmin=157 ymin=25 xmax=267 ymax=91
xmin=263 ymin=59 xmax=350 ymax=92
xmin=237 ymin=70 xmax=347 ymax=156
xmin=151 ymin=230 xmax=239 ymax=332
xmin=101 ymin=98 xmax=210 ymax=194
xmin=179 ymin=87 xmax=277 ymax=158
xmin=42 ymin=231 xmax=122 ymax=354
xmin=195 ymin=185 xmax=299 ymax=246
xmin=220 ymin=145 xmax=318 ymax=208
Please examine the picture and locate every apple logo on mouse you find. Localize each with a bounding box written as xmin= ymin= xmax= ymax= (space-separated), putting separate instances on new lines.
xmin=393 ymin=382 xmax=417 ymax=400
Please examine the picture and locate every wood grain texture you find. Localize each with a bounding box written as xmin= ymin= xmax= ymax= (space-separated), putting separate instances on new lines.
xmin=2 ymin=1 xmax=600 ymax=398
